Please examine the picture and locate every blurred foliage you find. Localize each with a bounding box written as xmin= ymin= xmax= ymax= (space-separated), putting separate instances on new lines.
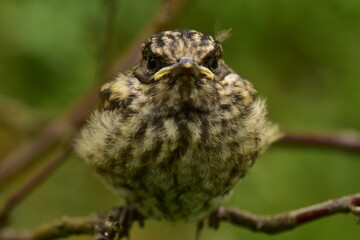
xmin=0 ymin=0 xmax=359 ymax=239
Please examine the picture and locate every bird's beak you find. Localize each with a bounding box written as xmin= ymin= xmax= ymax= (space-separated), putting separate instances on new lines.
xmin=153 ymin=57 xmax=214 ymax=81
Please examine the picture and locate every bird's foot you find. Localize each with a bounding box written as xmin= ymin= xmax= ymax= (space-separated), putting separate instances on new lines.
xmin=196 ymin=207 xmax=224 ymax=240
xmin=95 ymin=204 xmax=144 ymax=240
xmin=208 ymin=206 xmax=225 ymax=230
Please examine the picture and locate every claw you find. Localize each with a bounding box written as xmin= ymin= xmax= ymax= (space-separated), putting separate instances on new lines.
xmin=208 ymin=207 xmax=224 ymax=230
xmin=95 ymin=204 xmax=144 ymax=240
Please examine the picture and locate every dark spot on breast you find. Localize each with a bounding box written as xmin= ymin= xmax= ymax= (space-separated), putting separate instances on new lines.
xmin=173 ymin=174 xmax=179 ymax=186
xmin=151 ymin=116 xmax=164 ymax=129
xmin=181 ymin=101 xmax=210 ymax=116
xmin=117 ymin=145 xmax=133 ymax=167
xmin=229 ymin=164 xmax=240 ymax=180
xmin=124 ymin=93 xmax=136 ymax=107
xmin=113 ymin=126 xmax=122 ymax=137
xmin=163 ymin=107 xmax=177 ymax=117
xmin=167 ymin=120 xmax=190 ymax=166
xmin=221 ymin=118 xmax=229 ymax=128
xmin=134 ymin=122 xmax=148 ymax=140
xmin=216 ymin=162 xmax=243 ymax=196
xmin=200 ymin=118 xmax=209 ymax=143
xmin=154 ymin=189 xmax=170 ymax=215
xmin=137 ymin=100 xmax=146 ymax=108
xmin=139 ymin=139 xmax=163 ymax=164
xmin=229 ymin=141 xmax=240 ymax=149
xmin=233 ymin=93 xmax=244 ymax=102
xmin=220 ymin=104 xmax=231 ymax=111
xmin=105 ymin=134 xmax=116 ymax=151
xmin=146 ymin=85 xmax=157 ymax=96
xmin=122 ymin=108 xmax=137 ymax=120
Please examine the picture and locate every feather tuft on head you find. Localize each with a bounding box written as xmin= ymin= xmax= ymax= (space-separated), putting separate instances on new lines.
xmin=215 ymin=28 xmax=232 ymax=43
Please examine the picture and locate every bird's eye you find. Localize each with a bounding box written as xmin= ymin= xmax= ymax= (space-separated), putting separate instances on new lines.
xmin=147 ymin=57 xmax=157 ymax=70
xmin=210 ymin=58 xmax=219 ymax=70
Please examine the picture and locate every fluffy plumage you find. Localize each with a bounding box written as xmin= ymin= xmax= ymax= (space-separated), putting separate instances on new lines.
xmin=75 ymin=29 xmax=280 ymax=222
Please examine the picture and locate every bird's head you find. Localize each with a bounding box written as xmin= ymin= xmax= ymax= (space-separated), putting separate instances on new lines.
xmin=132 ymin=30 xmax=234 ymax=113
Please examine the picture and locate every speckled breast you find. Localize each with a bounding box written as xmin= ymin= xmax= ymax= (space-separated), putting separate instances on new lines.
xmin=95 ymin=112 xmax=255 ymax=222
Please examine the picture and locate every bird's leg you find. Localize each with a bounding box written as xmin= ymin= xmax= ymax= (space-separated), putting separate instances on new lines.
xmin=95 ymin=204 xmax=144 ymax=240
xmin=208 ymin=207 xmax=223 ymax=230
xmin=195 ymin=220 xmax=204 ymax=240
xmin=196 ymin=207 xmax=224 ymax=240
xmin=117 ymin=204 xmax=134 ymax=238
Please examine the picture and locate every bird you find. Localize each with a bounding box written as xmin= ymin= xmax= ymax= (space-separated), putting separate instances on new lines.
xmin=75 ymin=29 xmax=280 ymax=226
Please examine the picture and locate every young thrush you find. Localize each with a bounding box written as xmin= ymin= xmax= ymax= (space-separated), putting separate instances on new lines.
xmin=75 ymin=29 xmax=279 ymax=223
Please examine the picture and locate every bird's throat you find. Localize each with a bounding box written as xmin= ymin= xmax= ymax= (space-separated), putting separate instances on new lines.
xmin=177 ymin=75 xmax=194 ymax=100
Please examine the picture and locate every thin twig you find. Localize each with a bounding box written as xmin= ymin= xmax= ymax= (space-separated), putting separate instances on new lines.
xmin=278 ymin=131 xmax=360 ymax=152
xmin=0 ymin=216 xmax=96 ymax=240
xmin=0 ymin=88 xmax=97 ymax=188
xmin=0 ymin=0 xmax=119 ymax=187
xmin=0 ymin=193 xmax=359 ymax=239
xmin=212 ymin=193 xmax=360 ymax=233
xmin=0 ymin=0 xmax=191 ymax=188
xmin=0 ymin=145 xmax=72 ymax=226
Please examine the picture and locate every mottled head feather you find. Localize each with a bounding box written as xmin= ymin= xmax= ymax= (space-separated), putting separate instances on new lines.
xmin=141 ymin=29 xmax=222 ymax=66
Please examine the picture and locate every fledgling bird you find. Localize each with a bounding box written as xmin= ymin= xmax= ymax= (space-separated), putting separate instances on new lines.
xmin=75 ymin=29 xmax=280 ymax=223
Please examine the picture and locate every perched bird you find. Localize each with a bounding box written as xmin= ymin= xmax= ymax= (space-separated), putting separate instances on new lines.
xmin=75 ymin=29 xmax=279 ymax=223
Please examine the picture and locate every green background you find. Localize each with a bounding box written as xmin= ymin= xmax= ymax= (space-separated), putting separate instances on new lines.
xmin=1 ymin=0 xmax=359 ymax=239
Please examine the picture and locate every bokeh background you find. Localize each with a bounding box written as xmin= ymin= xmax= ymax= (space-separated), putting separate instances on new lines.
xmin=1 ymin=0 xmax=360 ymax=239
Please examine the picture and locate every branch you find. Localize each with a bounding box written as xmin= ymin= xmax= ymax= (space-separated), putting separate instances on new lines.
xmin=0 ymin=89 xmax=97 ymax=188
xmin=0 ymin=193 xmax=359 ymax=239
xmin=278 ymin=131 xmax=360 ymax=152
xmin=0 ymin=0 xmax=191 ymax=187
xmin=0 ymin=216 xmax=96 ymax=240
xmin=0 ymin=145 xmax=72 ymax=226
xmin=211 ymin=193 xmax=360 ymax=233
